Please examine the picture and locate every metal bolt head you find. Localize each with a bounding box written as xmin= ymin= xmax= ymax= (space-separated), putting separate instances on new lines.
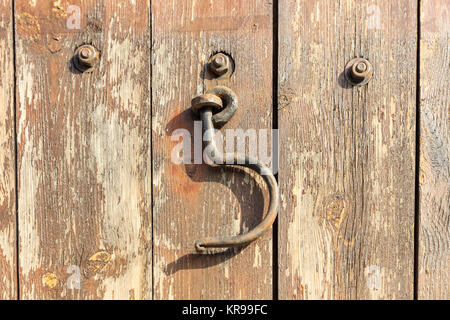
xmin=74 ymin=45 xmax=99 ymax=72
xmin=80 ymin=48 xmax=91 ymax=59
xmin=355 ymin=62 xmax=367 ymax=73
xmin=207 ymin=53 xmax=232 ymax=77
xmin=345 ymin=58 xmax=373 ymax=86
xmin=212 ymin=55 xmax=226 ymax=68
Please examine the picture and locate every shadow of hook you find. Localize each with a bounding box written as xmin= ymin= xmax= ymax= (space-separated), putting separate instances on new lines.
xmin=164 ymin=245 xmax=249 ymax=275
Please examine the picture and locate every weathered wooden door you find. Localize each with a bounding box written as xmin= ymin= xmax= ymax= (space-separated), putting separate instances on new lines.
xmin=0 ymin=0 xmax=448 ymax=300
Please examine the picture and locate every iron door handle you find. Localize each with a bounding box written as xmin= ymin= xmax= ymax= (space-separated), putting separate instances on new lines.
xmin=191 ymin=86 xmax=279 ymax=253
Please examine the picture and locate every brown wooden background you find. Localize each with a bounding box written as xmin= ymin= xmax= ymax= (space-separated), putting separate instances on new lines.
xmin=0 ymin=0 xmax=448 ymax=300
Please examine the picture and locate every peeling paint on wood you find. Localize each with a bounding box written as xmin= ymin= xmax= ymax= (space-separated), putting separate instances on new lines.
xmin=418 ymin=0 xmax=450 ymax=300
xmin=0 ymin=0 xmax=17 ymax=300
xmin=278 ymin=0 xmax=417 ymax=299
xmin=5 ymin=0 xmax=448 ymax=301
xmin=15 ymin=0 xmax=151 ymax=299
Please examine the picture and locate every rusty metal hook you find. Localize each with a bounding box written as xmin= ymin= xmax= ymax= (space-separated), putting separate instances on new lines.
xmin=191 ymin=86 xmax=279 ymax=253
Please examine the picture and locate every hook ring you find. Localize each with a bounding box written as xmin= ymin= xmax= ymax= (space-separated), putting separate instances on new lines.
xmin=191 ymin=86 xmax=279 ymax=253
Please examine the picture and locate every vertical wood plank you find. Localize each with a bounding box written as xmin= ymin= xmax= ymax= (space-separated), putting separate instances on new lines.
xmin=418 ymin=0 xmax=449 ymax=300
xmin=0 ymin=0 xmax=17 ymax=300
xmin=152 ymin=0 xmax=273 ymax=299
xmin=278 ymin=0 xmax=417 ymax=299
xmin=15 ymin=0 xmax=151 ymax=299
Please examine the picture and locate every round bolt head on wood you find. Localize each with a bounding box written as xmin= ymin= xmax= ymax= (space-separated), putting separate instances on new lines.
xmin=74 ymin=45 xmax=99 ymax=72
xmin=345 ymin=58 xmax=373 ymax=86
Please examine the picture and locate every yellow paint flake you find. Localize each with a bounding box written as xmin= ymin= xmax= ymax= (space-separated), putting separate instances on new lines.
xmin=52 ymin=1 xmax=67 ymax=17
xmin=42 ymin=272 xmax=58 ymax=288
xmin=17 ymin=12 xmax=41 ymax=39
xmin=86 ymin=251 xmax=111 ymax=275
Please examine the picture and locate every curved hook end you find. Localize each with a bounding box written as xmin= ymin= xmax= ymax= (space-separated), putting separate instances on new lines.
xmin=194 ymin=240 xmax=207 ymax=254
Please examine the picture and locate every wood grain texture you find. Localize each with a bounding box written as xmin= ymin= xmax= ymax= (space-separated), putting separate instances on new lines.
xmin=152 ymin=0 xmax=273 ymax=299
xmin=0 ymin=0 xmax=17 ymax=300
xmin=15 ymin=0 xmax=151 ymax=299
xmin=418 ymin=0 xmax=450 ymax=300
xmin=278 ymin=0 xmax=417 ymax=299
